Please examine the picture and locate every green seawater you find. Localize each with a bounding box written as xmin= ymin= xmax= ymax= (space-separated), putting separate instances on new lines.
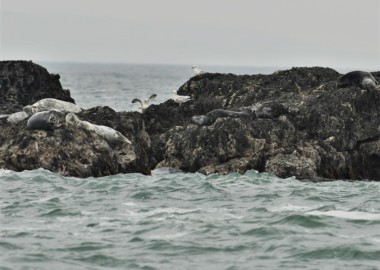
xmin=2 ymin=63 xmax=379 ymax=269
xmin=1 ymin=168 xmax=380 ymax=269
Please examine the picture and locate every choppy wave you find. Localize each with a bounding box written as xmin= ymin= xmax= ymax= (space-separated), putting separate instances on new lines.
xmin=1 ymin=168 xmax=380 ymax=269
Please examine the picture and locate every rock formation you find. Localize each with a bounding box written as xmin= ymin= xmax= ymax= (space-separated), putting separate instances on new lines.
xmin=0 ymin=61 xmax=74 ymax=113
xmin=0 ymin=61 xmax=151 ymax=177
xmin=144 ymin=67 xmax=380 ymax=180
xmin=1 ymin=60 xmax=380 ymax=180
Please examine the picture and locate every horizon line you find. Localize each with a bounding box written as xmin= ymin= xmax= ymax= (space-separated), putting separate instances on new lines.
xmin=0 ymin=58 xmax=378 ymax=72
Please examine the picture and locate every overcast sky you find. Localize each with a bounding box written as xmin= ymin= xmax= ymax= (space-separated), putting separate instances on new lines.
xmin=0 ymin=0 xmax=379 ymax=69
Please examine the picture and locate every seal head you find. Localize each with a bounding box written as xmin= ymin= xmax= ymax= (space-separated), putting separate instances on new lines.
xmin=26 ymin=109 xmax=65 ymax=131
xmin=337 ymin=71 xmax=378 ymax=90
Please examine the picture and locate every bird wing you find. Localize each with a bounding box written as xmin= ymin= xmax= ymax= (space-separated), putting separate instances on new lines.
xmin=132 ymin=98 xmax=142 ymax=105
xmin=149 ymin=94 xmax=157 ymax=100
xmin=177 ymin=95 xmax=191 ymax=102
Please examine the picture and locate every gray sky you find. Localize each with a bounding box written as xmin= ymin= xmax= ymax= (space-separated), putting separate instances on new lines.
xmin=0 ymin=0 xmax=379 ymax=69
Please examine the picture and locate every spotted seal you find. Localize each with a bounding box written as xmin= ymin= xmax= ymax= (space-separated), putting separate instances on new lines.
xmin=65 ymin=113 xmax=132 ymax=144
xmin=24 ymin=98 xmax=82 ymax=115
xmin=337 ymin=71 xmax=378 ymax=90
xmin=26 ymin=109 xmax=66 ymax=131
xmin=6 ymin=111 xmax=30 ymax=124
xmin=191 ymin=109 xmax=251 ymax=126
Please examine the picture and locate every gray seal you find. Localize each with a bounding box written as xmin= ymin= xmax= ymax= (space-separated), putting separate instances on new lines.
xmin=65 ymin=113 xmax=132 ymax=144
xmin=24 ymin=98 xmax=82 ymax=115
xmin=191 ymin=115 xmax=213 ymax=126
xmin=7 ymin=111 xmax=30 ymax=124
xmin=337 ymin=71 xmax=378 ymax=90
xmin=253 ymin=101 xmax=288 ymax=118
xmin=26 ymin=109 xmax=66 ymax=131
xmin=191 ymin=109 xmax=251 ymax=126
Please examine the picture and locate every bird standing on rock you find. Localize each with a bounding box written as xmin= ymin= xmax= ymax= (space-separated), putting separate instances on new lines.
xmin=192 ymin=65 xmax=205 ymax=75
xmin=171 ymin=90 xmax=191 ymax=105
xmin=132 ymin=94 xmax=157 ymax=112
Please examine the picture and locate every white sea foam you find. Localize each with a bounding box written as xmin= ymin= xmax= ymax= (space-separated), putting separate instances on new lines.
xmin=148 ymin=207 xmax=200 ymax=215
xmin=0 ymin=169 xmax=13 ymax=177
xmin=124 ymin=207 xmax=201 ymax=220
xmin=268 ymin=203 xmax=320 ymax=213
xmin=306 ymin=210 xmax=380 ymax=221
xmin=145 ymin=231 xmax=189 ymax=240
xmin=122 ymin=201 xmax=137 ymax=207
xmin=29 ymin=196 xmax=59 ymax=203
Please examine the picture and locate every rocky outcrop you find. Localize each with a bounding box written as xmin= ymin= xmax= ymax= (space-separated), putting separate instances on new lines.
xmin=0 ymin=61 xmax=151 ymax=177
xmin=79 ymin=106 xmax=152 ymax=175
xmin=0 ymin=61 xmax=74 ymax=113
xmin=0 ymin=107 xmax=151 ymax=178
xmin=143 ymin=67 xmax=380 ymax=180
xmin=2 ymin=60 xmax=380 ymax=180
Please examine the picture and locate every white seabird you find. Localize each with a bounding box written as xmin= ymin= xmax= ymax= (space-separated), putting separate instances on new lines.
xmin=192 ymin=65 xmax=205 ymax=76
xmin=132 ymin=94 xmax=157 ymax=112
xmin=172 ymin=90 xmax=191 ymax=105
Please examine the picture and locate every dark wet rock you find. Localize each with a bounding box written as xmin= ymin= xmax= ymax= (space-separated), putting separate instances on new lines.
xmin=0 ymin=61 xmax=74 ymax=114
xmin=0 ymin=123 xmax=140 ymax=177
xmin=0 ymin=106 xmax=151 ymax=177
xmin=2 ymin=60 xmax=380 ymax=180
xmin=79 ymin=106 xmax=152 ymax=175
xmin=0 ymin=61 xmax=151 ymax=177
xmin=143 ymin=67 xmax=380 ymax=180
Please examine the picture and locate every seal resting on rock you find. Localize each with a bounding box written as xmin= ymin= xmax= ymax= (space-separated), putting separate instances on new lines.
xmin=26 ymin=109 xmax=66 ymax=131
xmin=191 ymin=115 xmax=213 ymax=126
xmin=191 ymin=109 xmax=252 ymax=126
xmin=337 ymin=71 xmax=378 ymax=90
xmin=24 ymin=98 xmax=82 ymax=115
xmin=6 ymin=111 xmax=30 ymax=124
xmin=65 ymin=113 xmax=132 ymax=144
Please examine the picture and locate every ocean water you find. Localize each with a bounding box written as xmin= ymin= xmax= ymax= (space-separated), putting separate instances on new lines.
xmin=40 ymin=63 xmax=278 ymax=112
xmin=1 ymin=63 xmax=380 ymax=269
